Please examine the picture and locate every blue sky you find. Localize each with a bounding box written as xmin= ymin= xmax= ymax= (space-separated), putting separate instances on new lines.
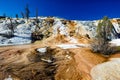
xmin=0 ymin=0 xmax=120 ymax=20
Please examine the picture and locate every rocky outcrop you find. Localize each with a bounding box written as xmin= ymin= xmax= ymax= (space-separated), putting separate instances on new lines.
xmin=91 ymin=58 xmax=120 ymax=80
xmin=0 ymin=17 xmax=120 ymax=45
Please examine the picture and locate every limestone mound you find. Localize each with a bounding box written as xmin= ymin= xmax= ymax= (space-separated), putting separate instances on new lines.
xmin=91 ymin=58 xmax=120 ymax=80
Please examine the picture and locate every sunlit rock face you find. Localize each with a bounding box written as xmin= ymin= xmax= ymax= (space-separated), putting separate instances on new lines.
xmin=91 ymin=58 xmax=120 ymax=80
xmin=78 ymin=21 xmax=97 ymax=38
xmin=111 ymin=19 xmax=120 ymax=38
xmin=0 ymin=17 xmax=120 ymax=46
xmin=53 ymin=19 xmax=69 ymax=36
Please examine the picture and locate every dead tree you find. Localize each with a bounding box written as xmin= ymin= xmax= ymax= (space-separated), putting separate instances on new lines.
xmin=16 ymin=14 xmax=18 ymax=19
xmin=25 ymin=4 xmax=30 ymax=20
xmin=21 ymin=12 xmax=24 ymax=19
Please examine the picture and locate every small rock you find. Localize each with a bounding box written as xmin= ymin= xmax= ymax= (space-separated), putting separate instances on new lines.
xmin=65 ymin=55 xmax=71 ymax=60
xmin=41 ymin=58 xmax=53 ymax=63
xmin=37 ymin=47 xmax=47 ymax=53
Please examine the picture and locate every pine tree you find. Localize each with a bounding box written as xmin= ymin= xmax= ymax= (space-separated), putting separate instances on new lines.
xmin=91 ymin=16 xmax=117 ymax=55
xmin=96 ymin=16 xmax=113 ymax=42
